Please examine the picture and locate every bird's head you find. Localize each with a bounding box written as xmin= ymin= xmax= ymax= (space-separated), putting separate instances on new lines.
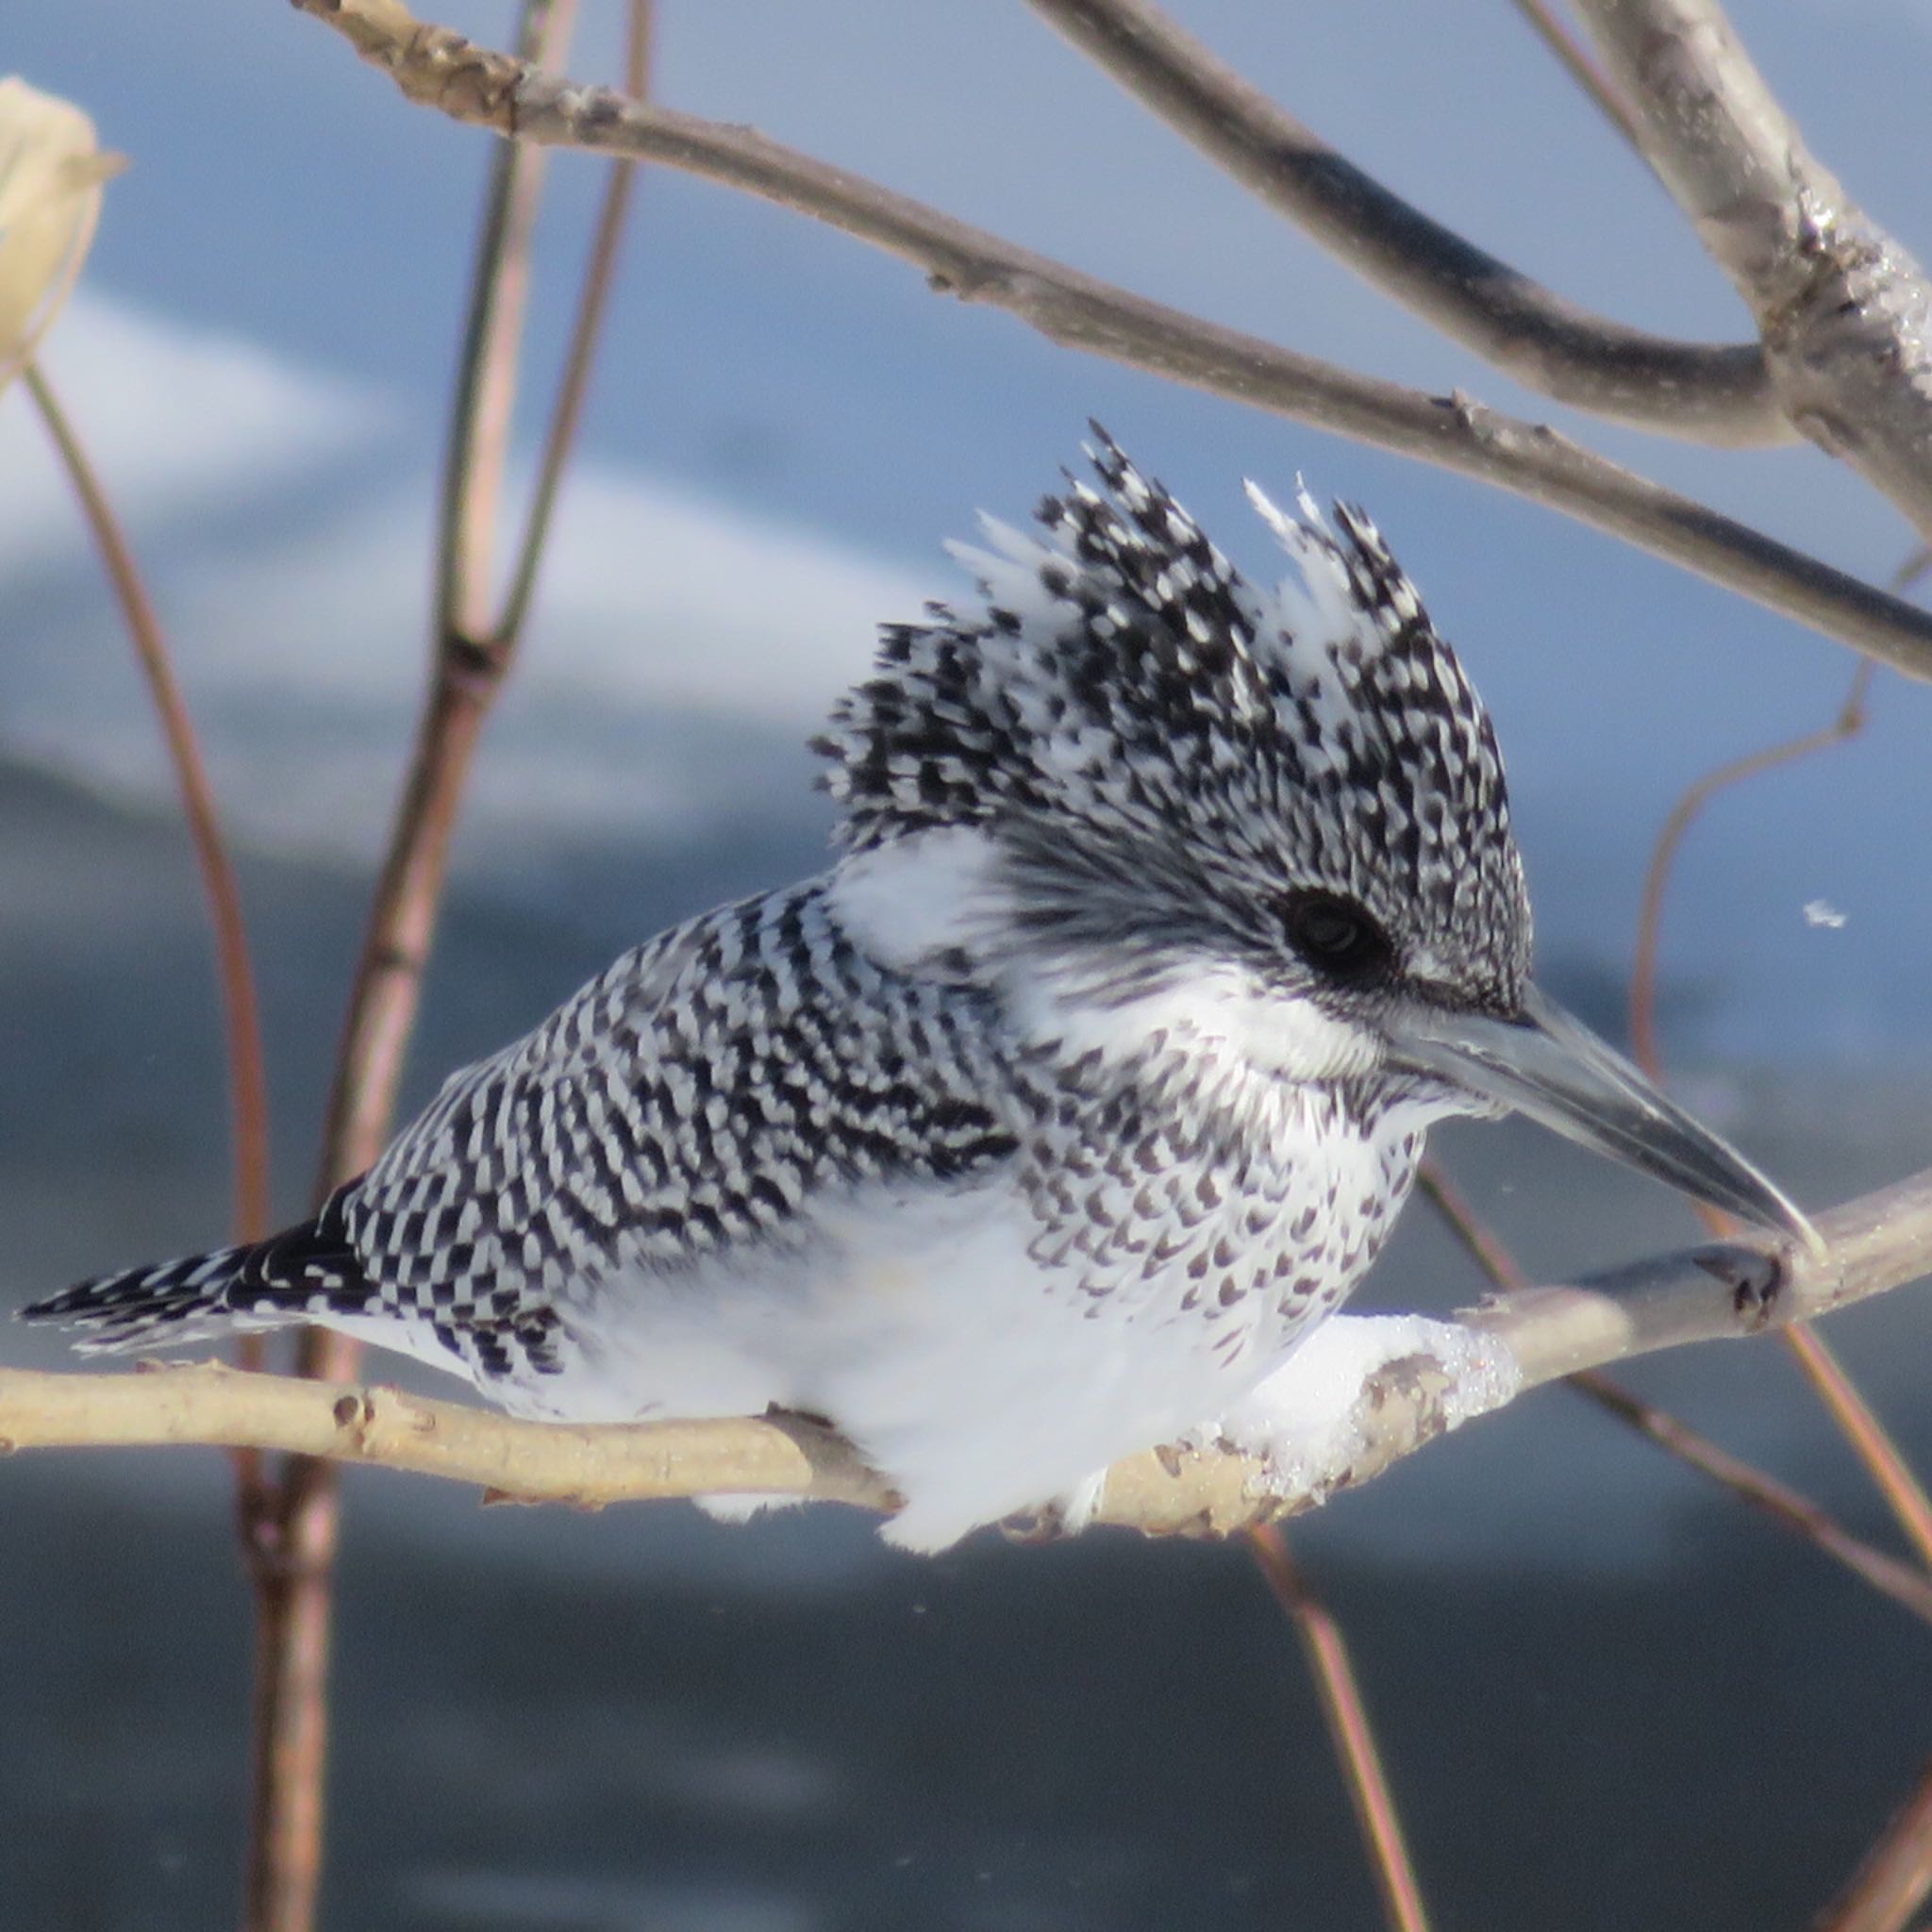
xmin=818 ymin=430 xmax=1811 ymax=1246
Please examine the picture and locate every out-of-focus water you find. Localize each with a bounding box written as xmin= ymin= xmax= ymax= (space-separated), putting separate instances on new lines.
xmin=6 ymin=759 xmax=1932 ymax=1929
xmin=7 ymin=0 xmax=1932 ymax=1917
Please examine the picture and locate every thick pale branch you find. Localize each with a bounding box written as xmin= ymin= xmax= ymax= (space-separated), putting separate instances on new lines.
xmin=8 ymin=1163 xmax=1930 ymax=1537
xmin=285 ymin=0 xmax=1932 ymax=682
xmin=1027 ymin=0 xmax=1783 ymax=444
xmin=1574 ymin=0 xmax=1932 ymax=542
xmin=0 ymin=1366 xmax=892 ymax=1509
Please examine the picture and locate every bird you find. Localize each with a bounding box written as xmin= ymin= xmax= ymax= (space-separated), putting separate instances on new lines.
xmin=21 ymin=430 xmax=1811 ymax=1551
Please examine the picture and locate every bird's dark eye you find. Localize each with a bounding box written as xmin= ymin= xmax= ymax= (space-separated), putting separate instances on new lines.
xmin=1282 ymin=891 xmax=1393 ymax=983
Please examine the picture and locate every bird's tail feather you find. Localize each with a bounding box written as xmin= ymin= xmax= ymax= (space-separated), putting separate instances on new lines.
xmin=20 ymin=1196 xmax=370 ymax=1354
xmin=22 ymin=1246 xmax=287 ymax=1351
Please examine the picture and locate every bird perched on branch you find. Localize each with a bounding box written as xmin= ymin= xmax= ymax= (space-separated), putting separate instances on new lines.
xmin=23 ymin=431 xmax=1809 ymax=1549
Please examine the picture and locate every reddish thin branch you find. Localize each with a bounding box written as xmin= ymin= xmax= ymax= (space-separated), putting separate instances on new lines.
xmin=1248 ymin=1528 xmax=1433 ymax=1932
xmin=1622 ymin=662 xmax=1932 ymax=1574
xmin=1567 ymin=1371 xmax=1932 ymax=1625
xmin=1779 ymin=1323 xmax=1932 ymax=1576
xmin=1413 ymin=1161 xmax=1527 ymax=1292
xmin=21 ymin=364 xmax=271 ymax=1248
xmin=22 ymin=356 xmax=280 ymax=1561
xmin=1812 ymin=1759 xmax=1932 ymax=1932
xmin=237 ymin=2 xmax=658 ymax=1923
xmin=1628 ymin=662 xmax=1872 ymax=1077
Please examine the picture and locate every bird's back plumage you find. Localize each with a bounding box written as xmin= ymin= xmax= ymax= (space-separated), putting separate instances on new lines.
xmin=24 ymin=431 xmax=1531 ymax=1547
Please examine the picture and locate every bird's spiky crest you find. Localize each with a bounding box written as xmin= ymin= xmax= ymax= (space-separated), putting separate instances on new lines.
xmin=815 ymin=427 xmax=1527 ymax=1004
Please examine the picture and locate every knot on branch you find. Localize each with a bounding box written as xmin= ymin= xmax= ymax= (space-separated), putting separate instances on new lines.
xmin=1690 ymin=1244 xmax=1784 ymax=1328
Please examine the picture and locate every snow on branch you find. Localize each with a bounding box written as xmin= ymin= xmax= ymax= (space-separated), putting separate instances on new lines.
xmin=6 ymin=1163 xmax=1929 ymax=1538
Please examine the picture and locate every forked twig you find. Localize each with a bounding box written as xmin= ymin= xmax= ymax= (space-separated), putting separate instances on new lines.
xmin=1026 ymin=0 xmax=1762 ymax=438
xmin=238 ymin=5 xmax=654 ymax=1925
xmin=496 ymin=4 xmax=650 ymax=643
xmin=285 ymin=0 xmax=1932 ymax=682
xmin=1572 ymin=0 xmax=1932 ymax=543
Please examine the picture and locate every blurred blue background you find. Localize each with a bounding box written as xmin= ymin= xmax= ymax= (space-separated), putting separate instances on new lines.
xmin=5 ymin=3 xmax=1932 ymax=1927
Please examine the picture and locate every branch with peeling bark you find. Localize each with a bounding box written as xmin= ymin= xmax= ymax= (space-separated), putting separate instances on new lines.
xmin=285 ymin=0 xmax=1932 ymax=683
xmin=8 ymin=1162 xmax=1929 ymax=1539
xmin=1574 ymin=0 xmax=1932 ymax=543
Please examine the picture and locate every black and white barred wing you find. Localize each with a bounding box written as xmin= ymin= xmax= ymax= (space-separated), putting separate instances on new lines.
xmin=23 ymin=882 xmax=1023 ymax=1377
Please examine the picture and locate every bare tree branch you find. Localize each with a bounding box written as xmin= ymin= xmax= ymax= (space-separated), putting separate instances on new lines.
xmin=1248 ymin=1528 xmax=1434 ymax=1932
xmin=1574 ymin=0 xmax=1932 ymax=542
xmin=1466 ymin=1167 xmax=1932 ymax=1388
xmin=1812 ymin=1757 xmax=1932 ymax=1932
xmin=283 ymin=0 xmax=1932 ymax=683
xmin=8 ymin=1163 xmax=1931 ymax=1545
xmin=21 ymin=365 xmax=273 ymax=1250
xmin=245 ymin=5 xmax=606 ymax=1924
xmin=1027 ymin=0 xmax=1783 ymax=443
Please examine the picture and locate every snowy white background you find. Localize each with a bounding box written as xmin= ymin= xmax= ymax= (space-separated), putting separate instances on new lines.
xmin=4 ymin=0 xmax=1932 ymax=1067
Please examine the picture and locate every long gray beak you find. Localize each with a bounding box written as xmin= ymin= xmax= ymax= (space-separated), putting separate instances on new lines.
xmin=1392 ymin=985 xmax=1818 ymax=1250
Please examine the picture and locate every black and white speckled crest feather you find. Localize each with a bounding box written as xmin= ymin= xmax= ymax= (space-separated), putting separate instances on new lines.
xmin=31 ymin=884 xmax=1028 ymax=1384
xmin=817 ymin=427 xmax=1528 ymax=1009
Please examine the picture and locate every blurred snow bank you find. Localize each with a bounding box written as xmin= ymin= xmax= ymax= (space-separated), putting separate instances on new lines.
xmin=0 ymin=293 xmax=934 ymax=863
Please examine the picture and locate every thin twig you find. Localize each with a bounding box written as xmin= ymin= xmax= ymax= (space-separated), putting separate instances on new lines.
xmin=339 ymin=0 xmax=578 ymax=1188
xmin=21 ymin=358 xmax=279 ymax=1540
xmin=1812 ymin=1759 xmax=1932 ymax=1932
xmin=1628 ymin=660 xmax=1873 ymax=1076
xmin=1415 ymin=1160 xmax=1528 ymax=1293
xmin=20 ymin=364 xmax=272 ymax=1251
xmin=1026 ymin=0 xmax=1767 ymax=439
xmin=1567 ymin=1371 xmax=1932 ymax=1625
xmin=1780 ymin=1324 xmax=1932 ymax=1576
xmin=1505 ymin=0 xmax=1644 ymax=149
xmin=495 ymin=2 xmax=651 ymax=643
xmin=1247 ymin=1527 xmax=1432 ymax=1932
xmin=1622 ymin=661 xmax=1932 ymax=1573
xmin=286 ymin=0 xmax=1932 ymax=683
xmin=242 ymin=4 xmax=601 ymax=1924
